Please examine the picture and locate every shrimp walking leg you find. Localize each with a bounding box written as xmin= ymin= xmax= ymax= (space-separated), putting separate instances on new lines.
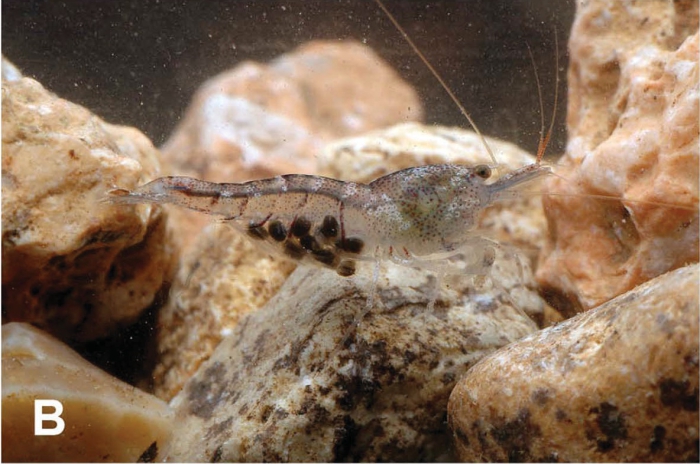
xmin=332 ymin=249 xmax=384 ymax=361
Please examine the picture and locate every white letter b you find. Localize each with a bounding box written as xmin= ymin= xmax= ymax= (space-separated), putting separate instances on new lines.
xmin=34 ymin=399 xmax=65 ymax=436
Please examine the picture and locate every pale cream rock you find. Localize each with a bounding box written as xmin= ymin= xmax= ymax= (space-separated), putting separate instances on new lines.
xmin=2 ymin=323 xmax=174 ymax=462
xmin=2 ymin=77 xmax=177 ymax=342
xmin=152 ymin=224 xmax=296 ymax=401
xmin=538 ymin=0 xmax=699 ymax=315
xmin=160 ymin=40 xmax=423 ymax=253
xmin=448 ymin=263 xmax=699 ymax=462
xmin=164 ymin=253 xmax=542 ymax=462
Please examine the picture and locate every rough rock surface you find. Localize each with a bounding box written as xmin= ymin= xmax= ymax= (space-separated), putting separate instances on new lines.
xmin=164 ymin=254 xmax=542 ymax=462
xmin=153 ymin=224 xmax=296 ymax=401
xmin=448 ymin=263 xmax=699 ymax=462
xmin=2 ymin=76 xmax=177 ymax=342
xmin=2 ymin=323 xmax=174 ymax=462
xmin=160 ymin=40 xmax=423 ymax=252
xmin=538 ymin=0 xmax=699 ymax=315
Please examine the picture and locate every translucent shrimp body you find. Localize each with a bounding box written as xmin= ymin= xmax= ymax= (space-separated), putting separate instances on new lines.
xmin=109 ymin=162 xmax=551 ymax=277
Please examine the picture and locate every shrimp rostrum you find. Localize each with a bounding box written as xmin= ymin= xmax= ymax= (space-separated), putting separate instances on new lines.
xmin=109 ymin=161 xmax=551 ymax=279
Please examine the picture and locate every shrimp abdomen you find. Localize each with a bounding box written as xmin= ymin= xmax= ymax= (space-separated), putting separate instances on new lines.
xmin=108 ymin=175 xmax=380 ymax=275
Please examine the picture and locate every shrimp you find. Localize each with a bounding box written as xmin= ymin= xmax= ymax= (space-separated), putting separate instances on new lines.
xmin=108 ymin=161 xmax=550 ymax=280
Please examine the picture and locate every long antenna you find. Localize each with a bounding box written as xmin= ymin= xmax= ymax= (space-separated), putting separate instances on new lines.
xmin=373 ymin=0 xmax=499 ymax=168
xmin=526 ymin=30 xmax=559 ymax=165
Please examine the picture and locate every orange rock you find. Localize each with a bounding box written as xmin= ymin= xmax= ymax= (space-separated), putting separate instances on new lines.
xmin=448 ymin=264 xmax=699 ymax=462
xmin=162 ymin=40 xmax=423 ymax=184
xmin=2 ymin=77 xmax=177 ymax=342
xmin=538 ymin=0 xmax=699 ymax=315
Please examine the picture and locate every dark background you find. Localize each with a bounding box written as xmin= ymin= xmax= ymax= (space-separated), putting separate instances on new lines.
xmin=3 ymin=0 xmax=575 ymax=157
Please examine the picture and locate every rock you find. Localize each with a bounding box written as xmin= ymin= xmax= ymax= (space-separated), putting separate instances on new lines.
xmin=2 ymin=77 xmax=177 ymax=342
xmin=2 ymin=322 xmax=173 ymax=462
xmin=152 ymin=224 xmax=296 ymax=401
xmin=537 ymin=0 xmax=699 ymax=315
xmin=162 ymin=40 xmax=423 ymax=184
xmin=164 ymin=253 xmax=542 ymax=462
xmin=160 ymin=40 xmax=424 ymax=252
xmin=448 ymin=264 xmax=699 ymax=462
xmin=2 ymin=55 xmax=22 ymax=82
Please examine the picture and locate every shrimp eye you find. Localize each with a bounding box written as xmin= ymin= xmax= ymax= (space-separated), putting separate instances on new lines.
xmin=474 ymin=165 xmax=492 ymax=179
